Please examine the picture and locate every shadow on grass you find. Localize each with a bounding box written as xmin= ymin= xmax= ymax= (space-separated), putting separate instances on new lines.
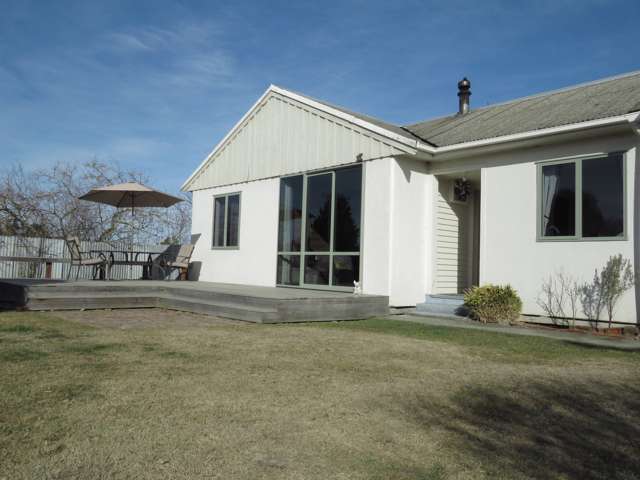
xmin=0 ymin=324 xmax=37 ymax=333
xmin=58 ymin=343 xmax=126 ymax=355
xmin=51 ymin=382 xmax=102 ymax=402
xmin=360 ymin=457 xmax=447 ymax=480
xmin=402 ymin=381 xmax=640 ymax=480
xmin=0 ymin=348 xmax=48 ymax=362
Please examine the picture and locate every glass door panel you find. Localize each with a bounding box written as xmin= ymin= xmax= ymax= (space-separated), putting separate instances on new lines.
xmin=332 ymin=255 xmax=359 ymax=287
xmin=305 ymin=173 xmax=332 ymax=252
xmin=333 ymin=166 xmax=362 ymax=252
xmin=276 ymin=166 xmax=362 ymax=290
xmin=304 ymin=255 xmax=330 ymax=285
xmin=277 ymin=254 xmax=301 ymax=285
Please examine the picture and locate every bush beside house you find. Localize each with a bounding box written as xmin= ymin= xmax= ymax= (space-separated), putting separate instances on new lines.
xmin=537 ymin=254 xmax=637 ymax=330
xmin=464 ymin=284 xmax=523 ymax=324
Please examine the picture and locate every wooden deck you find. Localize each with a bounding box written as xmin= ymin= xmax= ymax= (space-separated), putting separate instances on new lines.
xmin=0 ymin=279 xmax=389 ymax=323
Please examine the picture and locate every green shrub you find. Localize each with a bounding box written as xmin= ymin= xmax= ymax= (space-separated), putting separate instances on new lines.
xmin=464 ymin=284 xmax=522 ymax=324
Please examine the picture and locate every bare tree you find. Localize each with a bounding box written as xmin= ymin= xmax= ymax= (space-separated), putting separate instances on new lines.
xmin=537 ymin=271 xmax=580 ymax=327
xmin=0 ymin=159 xmax=191 ymax=246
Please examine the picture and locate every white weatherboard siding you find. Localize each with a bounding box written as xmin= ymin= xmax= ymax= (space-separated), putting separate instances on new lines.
xmin=476 ymin=133 xmax=639 ymax=323
xmin=186 ymin=92 xmax=408 ymax=191
xmin=434 ymin=178 xmax=472 ymax=294
xmin=190 ymin=179 xmax=280 ymax=286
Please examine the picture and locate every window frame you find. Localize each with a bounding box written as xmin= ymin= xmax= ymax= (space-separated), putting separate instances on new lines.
xmin=211 ymin=192 xmax=241 ymax=249
xmin=276 ymin=163 xmax=364 ymax=292
xmin=536 ymin=152 xmax=626 ymax=242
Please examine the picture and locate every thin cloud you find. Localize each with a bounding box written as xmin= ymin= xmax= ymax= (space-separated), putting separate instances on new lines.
xmin=107 ymin=32 xmax=155 ymax=52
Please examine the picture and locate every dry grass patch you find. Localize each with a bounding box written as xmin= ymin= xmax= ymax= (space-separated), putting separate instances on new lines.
xmin=1 ymin=310 xmax=639 ymax=479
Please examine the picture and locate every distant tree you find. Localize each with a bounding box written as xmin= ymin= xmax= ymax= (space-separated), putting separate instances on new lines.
xmin=0 ymin=159 xmax=191 ymax=245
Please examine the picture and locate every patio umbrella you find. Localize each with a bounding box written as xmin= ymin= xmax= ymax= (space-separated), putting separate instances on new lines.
xmin=79 ymin=182 xmax=184 ymax=278
xmin=78 ymin=182 xmax=183 ymax=213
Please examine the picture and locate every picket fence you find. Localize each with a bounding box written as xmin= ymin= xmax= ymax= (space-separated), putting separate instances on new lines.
xmin=0 ymin=235 xmax=168 ymax=280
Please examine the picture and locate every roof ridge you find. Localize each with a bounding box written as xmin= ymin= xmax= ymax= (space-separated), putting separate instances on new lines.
xmin=403 ymin=69 xmax=640 ymax=128
xmin=271 ymin=85 xmax=424 ymax=143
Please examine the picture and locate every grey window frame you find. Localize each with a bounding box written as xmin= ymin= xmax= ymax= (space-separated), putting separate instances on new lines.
xmin=212 ymin=192 xmax=241 ymax=249
xmin=276 ymin=163 xmax=364 ymax=292
xmin=536 ymin=152 xmax=626 ymax=242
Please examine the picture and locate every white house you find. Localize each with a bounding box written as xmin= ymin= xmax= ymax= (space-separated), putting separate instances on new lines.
xmin=182 ymin=71 xmax=640 ymax=324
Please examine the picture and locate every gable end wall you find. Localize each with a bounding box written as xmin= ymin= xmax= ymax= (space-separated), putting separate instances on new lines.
xmin=187 ymin=93 xmax=409 ymax=191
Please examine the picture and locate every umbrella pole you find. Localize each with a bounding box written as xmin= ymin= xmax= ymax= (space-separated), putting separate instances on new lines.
xmin=130 ymin=193 xmax=134 ymax=280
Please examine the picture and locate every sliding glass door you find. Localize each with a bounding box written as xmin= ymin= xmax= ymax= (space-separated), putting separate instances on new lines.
xmin=277 ymin=165 xmax=362 ymax=290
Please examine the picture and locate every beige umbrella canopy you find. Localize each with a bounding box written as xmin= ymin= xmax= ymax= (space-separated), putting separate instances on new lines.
xmin=79 ymin=182 xmax=183 ymax=212
xmin=79 ymin=183 xmax=184 ymax=277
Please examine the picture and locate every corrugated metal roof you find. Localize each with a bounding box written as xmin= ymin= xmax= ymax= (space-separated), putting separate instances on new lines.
xmin=288 ymin=71 xmax=640 ymax=148
xmin=403 ymin=70 xmax=640 ymax=146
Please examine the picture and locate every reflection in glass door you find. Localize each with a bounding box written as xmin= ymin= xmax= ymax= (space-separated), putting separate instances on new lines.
xmin=276 ymin=165 xmax=361 ymax=290
xmin=304 ymin=172 xmax=332 ymax=285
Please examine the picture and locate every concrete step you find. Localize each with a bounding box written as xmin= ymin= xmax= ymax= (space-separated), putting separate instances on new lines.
xmin=415 ymin=294 xmax=468 ymax=317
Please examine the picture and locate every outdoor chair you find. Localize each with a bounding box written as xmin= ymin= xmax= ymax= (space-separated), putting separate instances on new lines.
xmin=158 ymin=244 xmax=194 ymax=280
xmin=65 ymin=237 xmax=107 ymax=281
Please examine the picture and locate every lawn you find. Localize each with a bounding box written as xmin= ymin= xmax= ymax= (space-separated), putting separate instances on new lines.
xmin=1 ymin=310 xmax=639 ymax=480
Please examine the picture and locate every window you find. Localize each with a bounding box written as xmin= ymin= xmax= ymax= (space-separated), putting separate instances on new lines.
xmin=212 ymin=193 xmax=241 ymax=248
xmin=276 ymin=165 xmax=362 ymax=289
xmin=538 ymin=153 xmax=624 ymax=240
xmin=541 ymin=162 xmax=575 ymax=236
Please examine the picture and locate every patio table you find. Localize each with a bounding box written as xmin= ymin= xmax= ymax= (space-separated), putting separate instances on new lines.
xmin=105 ymin=249 xmax=157 ymax=280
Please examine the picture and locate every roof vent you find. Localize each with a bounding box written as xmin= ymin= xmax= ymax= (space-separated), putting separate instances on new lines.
xmin=457 ymin=77 xmax=471 ymax=115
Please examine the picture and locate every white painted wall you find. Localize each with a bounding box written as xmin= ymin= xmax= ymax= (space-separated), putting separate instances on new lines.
xmin=190 ymin=178 xmax=280 ymax=286
xmin=361 ymin=158 xmax=393 ymax=297
xmin=189 ymin=126 xmax=639 ymax=323
xmin=475 ymin=133 xmax=638 ymax=323
xmin=189 ymin=154 xmax=430 ymax=306
xmin=361 ymin=156 xmax=431 ymax=306
xmin=389 ymin=157 xmax=431 ymax=306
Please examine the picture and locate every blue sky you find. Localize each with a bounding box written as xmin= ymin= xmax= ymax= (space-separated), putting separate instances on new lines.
xmin=1 ymin=0 xmax=639 ymax=193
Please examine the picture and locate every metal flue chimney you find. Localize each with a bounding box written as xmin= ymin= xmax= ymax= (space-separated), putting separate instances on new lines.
xmin=457 ymin=77 xmax=471 ymax=115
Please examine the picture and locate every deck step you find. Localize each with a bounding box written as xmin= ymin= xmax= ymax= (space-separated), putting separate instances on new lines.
xmin=28 ymin=285 xmax=165 ymax=296
xmin=160 ymin=286 xmax=281 ymax=308
xmin=1 ymin=279 xmax=389 ymax=323
xmin=27 ymin=293 xmax=159 ymax=311
xmin=26 ymin=291 xmax=279 ymax=323
xmin=159 ymin=295 xmax=278 ymax=323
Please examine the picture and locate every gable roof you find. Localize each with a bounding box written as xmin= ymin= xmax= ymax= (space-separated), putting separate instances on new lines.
xmin=181 ymin=86 xmax=416 ymax=191
xmin=183 ymin=71 xmax=640 ymax=191
xmin=403 ymin=70 xmax=640 ymax=147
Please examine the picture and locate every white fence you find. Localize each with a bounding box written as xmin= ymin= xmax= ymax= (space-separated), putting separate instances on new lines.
xmin=0 ymin=235 xmax=170 ymax=280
